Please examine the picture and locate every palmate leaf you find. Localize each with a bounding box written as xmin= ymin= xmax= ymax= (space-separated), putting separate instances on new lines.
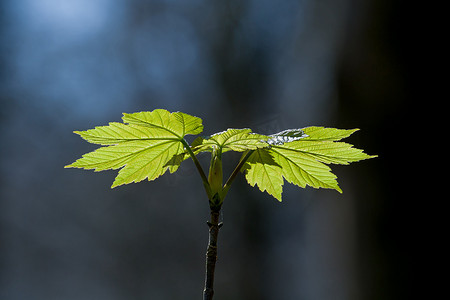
xmin=66 ymin=109 xmax=376 ymax=202
xmin=242 ymin=127 xmax=376 ymax=201
xmin=65 ymin=109 xmax=203 ymax=188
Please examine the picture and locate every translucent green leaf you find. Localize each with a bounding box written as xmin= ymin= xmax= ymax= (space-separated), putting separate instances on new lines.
xmin=65 ymin=109 xmax=203 ymax=188
xmin=122 ymin=109 xmax=203 ymax=137
xmin=196 ymin=128 xmax=268 ymax=153
xmin=243 ymin=127 xmax=376 ymax=200
xmin=270 ymin=146 xmax=342 ymax=192
xmin=112 ymin=141 xmax=184 ymax=187
xmin=273 ymin=140 xmax=374 ymax=165
xmin=301 ymin=126 xmax=359 ymax=141
xmin=242 ymin=149 xmax=283 ymax=201
xmin=74 ymin=122 xmax=174 ymax=145
xmin=66 ymin=111 xmax=376 ymax=199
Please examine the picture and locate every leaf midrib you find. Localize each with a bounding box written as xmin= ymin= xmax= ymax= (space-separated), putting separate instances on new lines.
xmin=125 ymin=114 xmax=184 ymax=139
xmin=79 ymin=140 xmax=179 ymax=168
xmin=272 ymin=144 xmax=353 ymax=164
xmin=270 ymin=147 xmax=336 ymax=189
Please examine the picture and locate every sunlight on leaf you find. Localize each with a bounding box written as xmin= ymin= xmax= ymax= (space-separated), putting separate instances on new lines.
xmin=66 ymin=110 xmax=376 ymax=200
xmin=65 ymin=109 xmax=203 ymax=187
xmin=242 ymin=127 xmax=376 ymax=200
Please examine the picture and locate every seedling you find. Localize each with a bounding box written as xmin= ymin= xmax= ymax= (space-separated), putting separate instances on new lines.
xmin=65 ymin=109 xmax=376 ymax=299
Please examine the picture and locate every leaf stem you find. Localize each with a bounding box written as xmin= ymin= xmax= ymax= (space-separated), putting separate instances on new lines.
xmin=181 ymin=139 xmax=212 ymax=198
xmin=222 ymin=150 xmax=254 ymax=198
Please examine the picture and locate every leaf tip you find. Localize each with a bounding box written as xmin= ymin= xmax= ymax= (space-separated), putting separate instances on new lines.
xmin=110 ymin=181 xmax=121 ymax=189
xmin=64 ymin=161 xmax=82 ymax=169
xmin=334 ymin=183 xmax=343 ymax=193
xmin=346 ymin=128 xmax=360 ymax=137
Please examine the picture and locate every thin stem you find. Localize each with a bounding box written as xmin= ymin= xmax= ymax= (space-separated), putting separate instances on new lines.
xmin=222 ymin=150 xmax=254 ymax=197
xmin=181 ymin=139 xmax=212 ymax=198
xmin=203 ymin=210 xmax=222 ymax=300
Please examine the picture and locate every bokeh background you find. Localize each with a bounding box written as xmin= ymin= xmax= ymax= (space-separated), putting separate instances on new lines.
xmin=1 ymin=0 xmax=414 ymax=299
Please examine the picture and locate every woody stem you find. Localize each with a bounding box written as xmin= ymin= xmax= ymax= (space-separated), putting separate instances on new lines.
xmin=203 ymin=209 xmax=222 ymax=300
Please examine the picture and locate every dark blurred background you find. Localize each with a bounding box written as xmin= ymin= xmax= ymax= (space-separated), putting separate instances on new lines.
xmin=1 ymin=0 xmax=414 ymax=299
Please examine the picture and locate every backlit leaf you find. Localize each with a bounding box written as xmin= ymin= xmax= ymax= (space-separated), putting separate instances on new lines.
xmin=66 ymin=110 xmax=376 ymax=201
xmin=242 ymin=127 xmax=376 ymax=200
xmin=195 ymin=128 xmax=268 ymax=153
xmin=242 ymin=149 xmax=283 ymax=200
xmin=65 ymin=109 xmax=203 ymax=188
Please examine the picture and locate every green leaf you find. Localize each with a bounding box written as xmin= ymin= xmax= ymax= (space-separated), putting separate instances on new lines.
xmin=195 ymin=128 xmax=269 ymax=153
xmin=243 ymin=127 xmax=376 ymax=200
xmin=66 ymin=110 xmax=376 ymax=201
xmin=122 ymin=109 xmax=204 ymax=136
xmin=242 ymin=149 xmax=283 ymax=201
xmin=74 ymin=122 xmax=172 ymax=145
xmin=301 ymin=126 xmax=358 ymax=141
xmin=65 ymin=109 xmax=203 ymax=188
xmin=270 ymin=145 xmax=342 ymax=192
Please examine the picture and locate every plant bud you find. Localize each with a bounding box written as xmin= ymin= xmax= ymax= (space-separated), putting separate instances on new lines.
xmin=208 ymin=148 xmax=223 ymax=196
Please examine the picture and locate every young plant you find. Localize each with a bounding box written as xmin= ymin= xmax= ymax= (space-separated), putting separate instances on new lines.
xmin=65 ymin=109 xmax=376 ymax=299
